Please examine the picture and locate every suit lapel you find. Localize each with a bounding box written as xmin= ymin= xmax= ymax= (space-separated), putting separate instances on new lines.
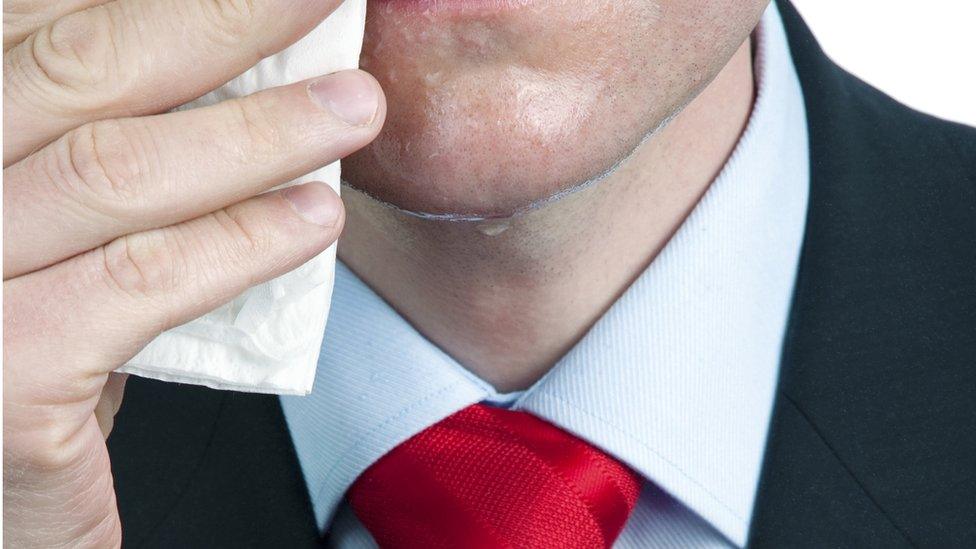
xmin=108 ymin=377 xmax=226 ymax=547
xmin=748 ymin=7 xmax=915 ymax=545
xmin=748 ymin=395 xmax=911 ymax=547
xmin=109 ymin=378 xmax=322 ymax=547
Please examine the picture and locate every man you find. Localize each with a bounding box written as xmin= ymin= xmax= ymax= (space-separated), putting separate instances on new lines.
xmin=3 ymin=0 xmax=973 ymax=547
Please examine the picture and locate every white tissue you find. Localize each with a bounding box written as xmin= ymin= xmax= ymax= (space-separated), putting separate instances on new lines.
xmin=117 ymin=0 xmax=367 ymax=395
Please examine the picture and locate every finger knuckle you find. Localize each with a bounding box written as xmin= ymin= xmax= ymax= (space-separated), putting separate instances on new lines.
xmin=59 ymin=121 xmax=150 ymax=216
xmin=6 ymin=420 xmax=89 ymax=473
xmin=200 ymin=0 xmax=260 ymax=46
xmin=24 ymin=7 xmax=132 ymax=101
xmin=211 ymin=207 xmax=272 ymax=259
xmin=99 ymin=232 xmax=183 ymax=300
xmin=226 ymin=95 xmax=284 ymax=163
xmin=13 ymin=439 xmax=77 ymax=473
xmin=4 ymin=428 xmax=122 ymax=547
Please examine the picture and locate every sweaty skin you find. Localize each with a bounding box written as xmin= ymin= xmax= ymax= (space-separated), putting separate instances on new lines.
xmin=345 ymin=0 xmax=767 ymax=218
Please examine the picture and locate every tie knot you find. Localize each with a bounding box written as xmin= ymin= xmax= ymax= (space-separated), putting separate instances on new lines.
xmin=349 ymin=404 xmax=643 ymax=548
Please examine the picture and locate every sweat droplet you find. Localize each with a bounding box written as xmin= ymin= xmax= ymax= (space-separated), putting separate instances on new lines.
xmin=477 ymin=220 xmax=511 ymax=236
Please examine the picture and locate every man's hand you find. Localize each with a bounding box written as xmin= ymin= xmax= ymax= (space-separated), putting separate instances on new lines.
xmin=2 ymin=0 xmax=384 ymax=545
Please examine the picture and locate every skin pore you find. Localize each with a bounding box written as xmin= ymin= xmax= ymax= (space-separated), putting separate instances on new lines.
xmin=340 ymin=0 xmax=766 ymax=391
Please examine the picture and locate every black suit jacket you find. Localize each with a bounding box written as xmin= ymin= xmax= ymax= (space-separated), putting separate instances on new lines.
xmin=107 ymin=2 xmax=976 ymax=547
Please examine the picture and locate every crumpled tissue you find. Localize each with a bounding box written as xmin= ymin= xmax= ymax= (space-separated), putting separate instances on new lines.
xmin=117 ymin=0 xmax=367 ymax=395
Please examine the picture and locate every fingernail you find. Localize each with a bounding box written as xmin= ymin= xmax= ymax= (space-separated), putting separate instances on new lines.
xmin=282 ymin=183 xmax=342 ymax=227
xmin=308 ymin=71 xmax=379 ymax=126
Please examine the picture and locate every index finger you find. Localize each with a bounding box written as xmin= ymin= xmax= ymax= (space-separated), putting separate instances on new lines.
xmin=3 ymin=0 xmax=345 ymax=165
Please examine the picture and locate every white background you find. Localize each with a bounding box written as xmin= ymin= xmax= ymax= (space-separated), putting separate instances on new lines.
xmin=792 ymin=0 xmax=976 ymax=127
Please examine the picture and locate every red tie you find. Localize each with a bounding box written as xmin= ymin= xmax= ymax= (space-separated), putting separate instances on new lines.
xmin=348 ymin=404 xmax=643 ymax=548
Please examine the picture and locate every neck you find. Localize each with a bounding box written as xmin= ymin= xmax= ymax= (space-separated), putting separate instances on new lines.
xmin=339 ymin=39 xmax=755 ymax=392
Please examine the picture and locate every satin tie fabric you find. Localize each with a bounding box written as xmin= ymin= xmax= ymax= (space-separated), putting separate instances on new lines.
xmin=348 ymin=404 xmax=643 ymax=548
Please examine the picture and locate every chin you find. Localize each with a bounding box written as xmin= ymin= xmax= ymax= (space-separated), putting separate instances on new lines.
xmin=342 ymin=0 xmax=769 ymax=219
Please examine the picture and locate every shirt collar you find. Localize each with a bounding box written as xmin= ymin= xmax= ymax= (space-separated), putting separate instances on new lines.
xmin=281 ymin=3 xmax=808 ymax=546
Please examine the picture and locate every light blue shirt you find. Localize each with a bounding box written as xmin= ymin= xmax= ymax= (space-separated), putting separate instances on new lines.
xmin=281 ymin=3 xmax=809 ymax=547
